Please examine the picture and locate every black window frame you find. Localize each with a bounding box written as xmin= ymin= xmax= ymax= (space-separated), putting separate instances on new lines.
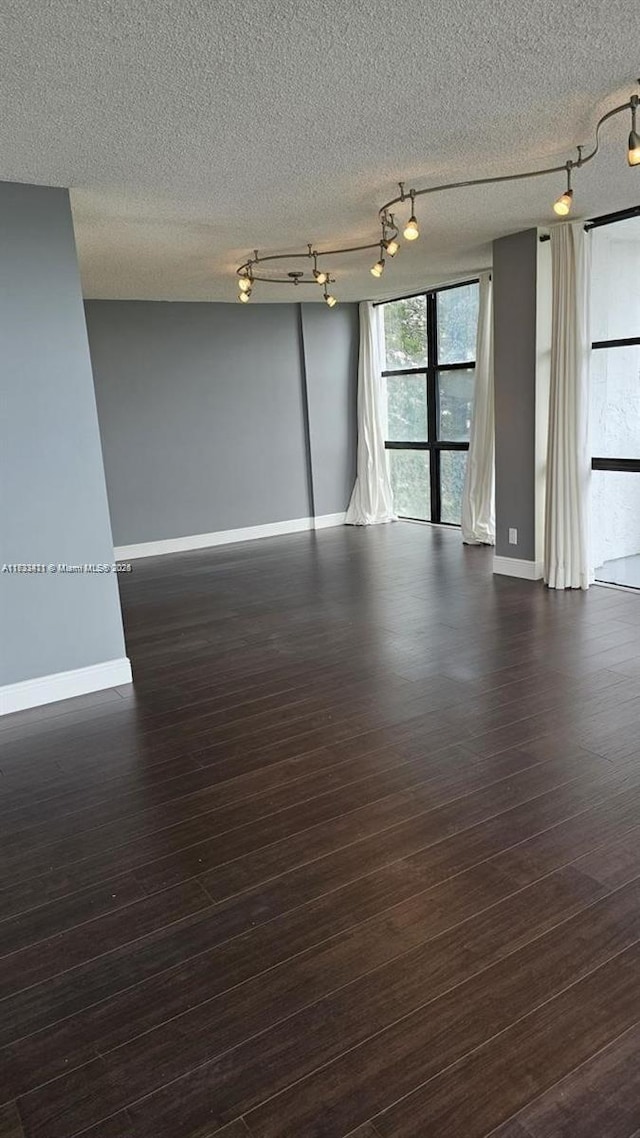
xmin=591 ymin=333 xmax=640 ymax=472
xmin=589 ymin=218 xmax=640 ymax=587
xmin=380 ymin=279 xmax=478 ymax=525
xmin=544 ymin=206 xmax=640 ymax=476
xmin=589 ymin=210 xmax=640 ymax=474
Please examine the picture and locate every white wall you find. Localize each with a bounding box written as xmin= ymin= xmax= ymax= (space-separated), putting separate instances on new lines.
xmin=590 ymin=223 xmax=640 ymax=567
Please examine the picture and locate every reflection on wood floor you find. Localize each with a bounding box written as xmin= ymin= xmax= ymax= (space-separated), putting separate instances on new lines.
xmin=1 ymin=522 xmax=640 ymax=1137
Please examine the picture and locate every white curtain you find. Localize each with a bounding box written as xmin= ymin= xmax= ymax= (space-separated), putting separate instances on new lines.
xmin=544 ymin=222 xmax=592 ymax=590
xmin=461 ymin=272 xmax=495 ymax=544
xmin=345 ymin=301 xmax=396 ymax=525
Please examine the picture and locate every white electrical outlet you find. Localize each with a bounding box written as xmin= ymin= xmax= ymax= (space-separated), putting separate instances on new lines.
xmin=508 ymin=528 xmax=518 ymax=545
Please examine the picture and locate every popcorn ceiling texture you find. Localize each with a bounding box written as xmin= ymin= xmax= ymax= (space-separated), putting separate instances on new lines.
xmin=0 ymin=0 xmax=637 ymax=301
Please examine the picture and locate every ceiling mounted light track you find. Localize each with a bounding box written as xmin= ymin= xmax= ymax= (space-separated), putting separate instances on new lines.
xmin=236 ymin=82 xmax=640 ymax=305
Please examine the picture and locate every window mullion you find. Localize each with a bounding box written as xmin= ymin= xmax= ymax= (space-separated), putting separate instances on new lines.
xmin=426 ymin=291 xmax=440 ymax=522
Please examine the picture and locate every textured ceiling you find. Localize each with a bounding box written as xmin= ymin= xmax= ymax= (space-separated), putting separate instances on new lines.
xmin=0 ymin=0 xmax=638 ymax=302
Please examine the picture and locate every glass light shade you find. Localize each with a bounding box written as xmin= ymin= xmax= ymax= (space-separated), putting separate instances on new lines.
xmin=325 ymin=294 xmax=337 ymax=308
xmin=403 ymin=215 xmax=419 ymax=241
xmin=370 ymin=259 xmax=385 ymax=278
xmin=386 ymin=239 xmax=399 ymax=257
xmin=239 ymin=290 xmax=251 ymax=303
xmin=238 ymin=276 xmax=251 ymax=292
xmin=553 ymin=188 xmax=573 ymax=216
xmin=315 ymin=270 xmax=328 ymax=285
xmin=628 ymin=129 xmax=640 ymax=166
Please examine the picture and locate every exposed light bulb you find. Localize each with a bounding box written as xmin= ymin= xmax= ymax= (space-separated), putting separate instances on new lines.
xmin=238 ymin=289 xmax=251 ymax=303
xmin=385 ymin=238 xmax=399 ymax=257
xmin=370 ymin=258 xmax=385 ymax=278
xmin=628 ymin=129 xmax=640 ymax=166
xmin=553 ymin=188 xmax=573 ymax=216
xmin=314 ymin=269 xmax=328 ymax=285
xmin=324 ymin=291 xmax=337 ymax=308
xmin=238 ymin=276 xmax=252 ymax=292
xmin=403 ymin=215 xmax=419 ymax=241
xmin=553 ymin=162 xmax=574 ymax=216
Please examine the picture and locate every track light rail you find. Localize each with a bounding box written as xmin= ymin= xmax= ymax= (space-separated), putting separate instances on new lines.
xmin=236 ymin=84 xmax=640 ymax=306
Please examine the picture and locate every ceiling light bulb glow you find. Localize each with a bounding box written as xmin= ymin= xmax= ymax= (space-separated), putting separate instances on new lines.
xmin=238 ymin=276 xmax=252 ymax=292
xmin=370 ymin=258 xmax=385 ymax=277
xmin=403 ymin=215 xmax=419 ymax=240
xmin=325 ymin=293 xmax=337 ymax=308
xmin=628 ymin=129 xmax=640 ymax=166
xmin=385 ymin=238 xmax=399 ymax=256
xmin=553 ymin=188 xmax=573 ymax=216
xmin=239 ymin=289 xmax=251 ymax=302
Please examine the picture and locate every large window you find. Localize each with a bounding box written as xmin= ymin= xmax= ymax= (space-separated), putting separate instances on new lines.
xmin=590 ymin=215 xmax=640 ymax=588
xmin=381 ymin=281 xmax=479 ymax=524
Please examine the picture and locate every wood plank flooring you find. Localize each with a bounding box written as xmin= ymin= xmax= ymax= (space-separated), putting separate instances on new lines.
xmin=2 ymin=522 xmax=640 ymax=1137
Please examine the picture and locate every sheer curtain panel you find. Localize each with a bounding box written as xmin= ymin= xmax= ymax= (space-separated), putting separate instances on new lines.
xmin=346 ymin=301 xmax=396 ymax=525
xmin=544 ymin=223 xmax=592 ymax=590
xmin=461 ymin=272 xmax=495 ymax=544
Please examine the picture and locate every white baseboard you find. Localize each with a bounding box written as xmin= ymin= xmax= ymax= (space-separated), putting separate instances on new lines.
xmin=312 ymin=513 xmax=347 ymax=531
xmin=493 ymin=556 xmax=544 ymax=581
xmin=114 ymin=513 xmax=346 ymax=560
xmin=0 ymin=657 xmax=133 ymax=717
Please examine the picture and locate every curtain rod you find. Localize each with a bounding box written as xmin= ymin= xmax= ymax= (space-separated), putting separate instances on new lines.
xmin=539 ymin=203 xmax=640 ymax=241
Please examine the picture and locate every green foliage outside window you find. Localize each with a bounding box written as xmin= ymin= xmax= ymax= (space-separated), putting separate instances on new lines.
xmin=440 ymin=450 xmax=468 ymax=523
xmin=383 ymin=297 xmax=428 ymax=370
xmin=437 ymin=283 xmax=479 ymax=364
xmin=382 ymin=283 xmax=479 ymax=524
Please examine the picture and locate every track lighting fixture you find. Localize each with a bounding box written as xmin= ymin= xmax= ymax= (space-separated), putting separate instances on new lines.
xmin=311 ymin=250 xmax=328 ymax=285
xmin=403 ymin=190 xmax=420 ymax=240
xmin=370 ymin=245 xmax=386 ymax=277
xmin=381 ymin=213 xmax=399 ymax=257
xmin=235 ymin=82 xmax=639 ymax=303
xmin=323 ymin=281 xmax=337 ymax=307
xmin=553 ymin=162 xmax=574 ymax=216
xmin=629 ymin=96 xmax=640 ymax=166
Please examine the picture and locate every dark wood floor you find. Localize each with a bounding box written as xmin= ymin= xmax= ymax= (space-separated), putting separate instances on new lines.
xmin=2 ymin=522 xmax=640 ymax=1138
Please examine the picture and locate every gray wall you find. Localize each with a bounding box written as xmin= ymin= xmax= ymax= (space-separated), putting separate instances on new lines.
xmin=0 ymin=183 xmax=127 ymax=687
xmin=85 ymin=300 xmax=358 ymax=547
xmin=300 ymin=304 xmax=359 ymax=517
xmin=493 ymin=229 xmax=539 ymax=561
